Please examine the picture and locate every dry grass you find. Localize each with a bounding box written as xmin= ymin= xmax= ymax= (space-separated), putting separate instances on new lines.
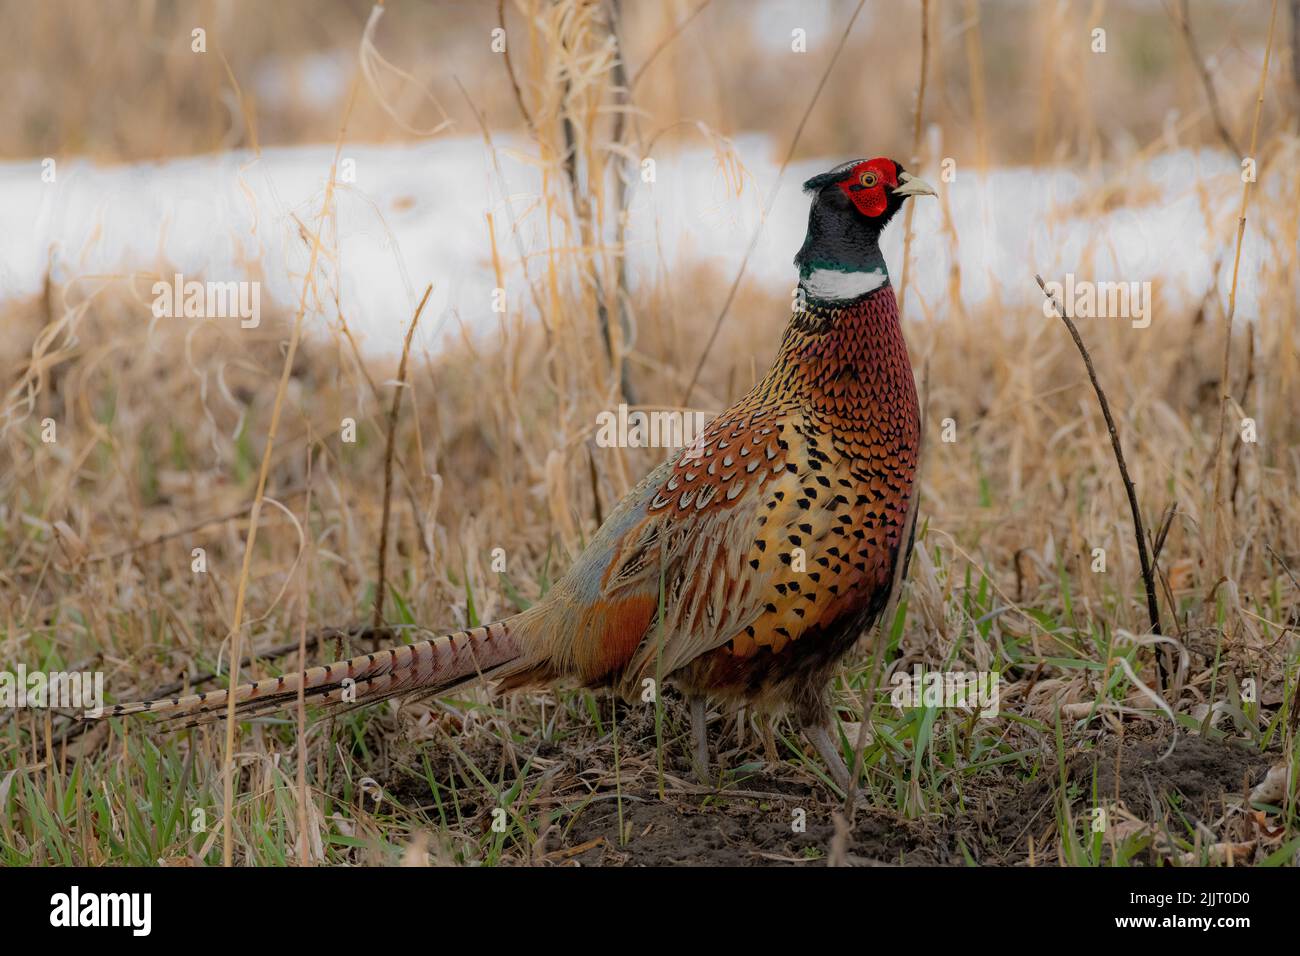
xmin=1 ymin=0 xmax=1290 ymax=164
xmin=1 ymin=0 xmax=1298 ymax=866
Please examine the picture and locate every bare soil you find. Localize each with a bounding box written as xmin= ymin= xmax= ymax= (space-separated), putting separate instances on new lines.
xmin=385 ymin=705 xmax=1275 ymax=866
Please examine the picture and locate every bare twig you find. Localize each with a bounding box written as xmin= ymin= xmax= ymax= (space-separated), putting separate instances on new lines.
xmin=373 ymin=283 xmax=432 ymax=631
xmin=628 ymin=0 xmax=712 ymax=91
xmin=555 ymin=2 xmax=634 ymax=402
xmin=1265 ymin=543 xmax=1300 ymax=595
xmin=82 ymin=487 xmax=306 ymax=563
xmin=1210 ymin=0 xmax=1279 ymax=574
xmin=1172 ymin=0 xmax=1243 ymax=157
xmin=1229 ymin=332 xmax=1256 ymax=512
xmin=1152 ymin=501 xmax=1178 ymax=565
xmin=606 ymin=0 xmax=637 ymax=404
xmin=586 ymin=443 xmax=604 ymax=528
xmin=1035 ymin=275 xmax=1164 ymax=679
xmin=498 ymin=0 xmax=536 ymax=132
xmin=895 ymin=0 xmax=931 ymax=316
xmin=680 ymin=0 xmax=869 ymax=406
xmin=296 ymin=442 xmax=315 ymax=866
xmin=219 ymin=69 xmax=363 ymax=868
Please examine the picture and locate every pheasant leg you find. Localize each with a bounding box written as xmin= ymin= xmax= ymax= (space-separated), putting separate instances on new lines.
xmin=805 ymin=724 xmax=851 ymax=793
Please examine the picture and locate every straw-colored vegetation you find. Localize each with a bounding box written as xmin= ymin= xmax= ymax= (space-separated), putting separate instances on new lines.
xmin=1 ymin=0 xmax=1297 ymax=865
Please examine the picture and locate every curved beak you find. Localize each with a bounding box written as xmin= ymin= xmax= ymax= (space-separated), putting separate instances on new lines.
xmin=893 ymin=171 xmax=937 ymax=198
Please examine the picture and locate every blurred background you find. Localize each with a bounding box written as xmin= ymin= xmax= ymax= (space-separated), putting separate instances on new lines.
xmin=1 ymin=0 xmax=1295 ymax=348
xmin=1 ymin=0 xmax=1291 ymax=162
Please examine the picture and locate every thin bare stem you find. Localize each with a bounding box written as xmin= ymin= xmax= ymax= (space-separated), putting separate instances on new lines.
xmin=498 ymin=0 xmax=536 ymax=132
xmin=295 ymin=442 xmax=314 ymax=866
xmin=1210 ymin=0 xmax=1279 ymax=574
xmin=219 ymin=73 xmax=362 ymax=868
xmin=83 ymin=487 xmax=307 ymax=562
xmin=680 ymin=0 xmax=868 ymax=406
xmin=1035 ymin=275 xmax=1163 ymax=657
xmin=895 ymin=0 xmax=931 ymax=316
xmin=628 ymin=0 xmax=712 ymax=91
xmin=1172 ymin=0 xmax=1243 ymax=157
xmin=373 ymin=283 xmax=433 ymax=630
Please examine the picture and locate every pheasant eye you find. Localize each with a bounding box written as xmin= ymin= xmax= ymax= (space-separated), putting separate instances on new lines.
xmin=859 ymin=171 xmax=878 ymax=188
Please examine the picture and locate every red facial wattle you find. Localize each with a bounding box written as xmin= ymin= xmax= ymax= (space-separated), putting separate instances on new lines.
xmin=836 ymin=158 xmax=899 ymax=218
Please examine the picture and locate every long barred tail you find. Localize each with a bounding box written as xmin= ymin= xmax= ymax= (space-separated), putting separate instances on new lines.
xmin=98 ymin=620 xmax=523 ymax=729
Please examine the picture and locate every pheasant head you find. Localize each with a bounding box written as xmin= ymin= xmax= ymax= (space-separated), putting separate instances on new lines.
xmin=795 ymin=157 xmax=935 ymax=302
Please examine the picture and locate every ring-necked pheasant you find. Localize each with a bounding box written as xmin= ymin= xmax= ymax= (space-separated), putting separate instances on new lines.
xmin=100 ymin=157 xmax=934 ymax=789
